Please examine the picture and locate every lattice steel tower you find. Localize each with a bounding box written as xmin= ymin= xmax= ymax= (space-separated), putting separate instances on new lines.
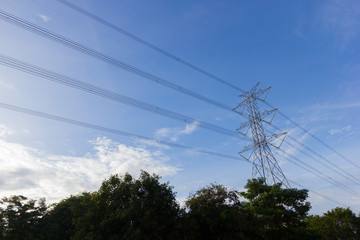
xmin=233 ymin=83 xmax=290 ymax=188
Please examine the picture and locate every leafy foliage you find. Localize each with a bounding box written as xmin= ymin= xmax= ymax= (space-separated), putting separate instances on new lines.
xmin=306 ymin=207 xmax=360 ymax=240
xmin=184 ymin=183 xmax=261 ymax=240
xmin=240 ymin=178 xmax=319 ymax=240
xmin=0 ymin=195 xmax=46 ymax=240
xmin=71 ymin=171 xmax=181 ymax=240
xmin=0 ymin=173 xmax=358 ymax=240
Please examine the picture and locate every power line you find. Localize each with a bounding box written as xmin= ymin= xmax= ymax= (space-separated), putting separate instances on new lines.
xmin=276 ymin=147 xmax=360 ymax=198
xmin=0 ymin=101 xmax=356 ymax=212
xmin=263 ymin=125 xmax=360 ymax=185
xmin=264 ymin=102 xmax=360 ymax=171
xmin=0 ymin=102 xmax=242 ymax=162
xmin=56 ymin=0 xmax=247 ymax=93
xmin=287 ymin=180 xmax=355 ymax=211
xmin=2 ymin=53 xmax=359 ymax=196
xmin=1 ymin=8 xmax=358 ymax=202
xmin=0 ymin=9 xmax=230 ymax=112
xmin=0 ymin=54 xmax=243 ymax=139
xmin=269 ymin=125 xmax=360 ymax=185
xmin=2 ymin=8 xmax=356 ymax=175
xmin=54 ymin=1 xmax=360 ymax=171
xmin=282 ymin=139 xmax=360 ymax=185
xmin=2 ymin=51 xmax=359 ymax=198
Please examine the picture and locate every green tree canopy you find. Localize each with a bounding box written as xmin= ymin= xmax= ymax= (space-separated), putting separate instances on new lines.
xmin=0 ymin=195 xmax=47 ymax=240
xmin=241 ymin=178 xmax=319 ymax=240
xmin=306 ymin=207 xmax=360 ymax=240
xmin=71 ymin=171 xmax=181 ymax=240
xmin=185 ymin=183 xmax=261 ymax=240
xmin=39 ymin=194 xmax=88 ymax=240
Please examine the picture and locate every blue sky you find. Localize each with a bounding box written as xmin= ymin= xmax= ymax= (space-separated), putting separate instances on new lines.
xmin=0 ymin=0 xmax=359 ymax=214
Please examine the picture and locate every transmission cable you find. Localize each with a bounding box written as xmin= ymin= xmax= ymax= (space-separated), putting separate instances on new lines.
xmin=2 ymin=53 xmax=359 ymax=193
xmin=0 ymin=54 xmax=243 ymax=139
xmin=268 ymin=123 xmax=360 ymax=185
xmin=282 ymin=139 xmax=360 ymax=185
xmin=54 ymin=1 xmax=360 ymax=170
xmin=0 ymin=101 xmax=356 ymax=212
xmin=2 ymin=52 xmax=359 ymax=197
xmin=2 ymin=54 xmax=359 ymax=198
xmin=1 ymin=8 xmax=356 ymax=173
xmin=287 ymin=180 xmax=355 ymax=211
xmin=56 ymin=0 xmax=246 ymax=93
xmin=0 ymin=9 xmax=230 ymax=112
xmin=0 ymin=102 xmax=244 ymax=162
xmin=1 ymin=9 xmax=358 ymax=196
xmin=275 ymin=147 xmax=360 ymax=197
xmin=265 ymin=102 xmax=360 ymax=170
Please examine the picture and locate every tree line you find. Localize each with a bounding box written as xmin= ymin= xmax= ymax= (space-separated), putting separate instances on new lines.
xmin=1 ymin=171 xmax=359 ymax=240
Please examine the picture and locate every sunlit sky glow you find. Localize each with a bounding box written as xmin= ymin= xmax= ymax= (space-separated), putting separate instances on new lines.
xmin=0 ymin=0 xmax=359 ymax=214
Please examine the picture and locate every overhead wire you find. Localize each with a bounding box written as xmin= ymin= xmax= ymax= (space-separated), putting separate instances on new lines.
xmin=282 ymin=139 xmax=360 ymax=185
xmin=55 ymin=0 xmax=247 ymax=93
xmin=1 ymin=8 xmax=356 ymax=175
xmin=265 ymin=102 xmax=360 ymax=171
xmin=268 ymin=123 xmax=360 ymax=184
xmin=54 ymin=0 xmax=360 ymax=170
xmin=1 ymin=8 xmax=355 ymax=181
xmin=0 ymin=102 xmax=243 ymax=162
xmin=2 ymin=53 xmax=356 ymax=191
xmin=0 ymin=54 xmax=243 ymax=139
xmin=287 ymin=180 xmax=355 ymax=211
xmin=0 ymin=9 xmax=230 ymax=112
xmin=1 ymin=54 xmax=359 ymax=199
xmin=1 ymin=7 xmax=358 ymax=203
xmin=275 ymin=147 xmax=360 ymax=197
xmin=0 ymin=101 xmax=357 ymax=212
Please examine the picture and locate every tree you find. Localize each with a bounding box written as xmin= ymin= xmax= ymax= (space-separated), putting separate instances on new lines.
xmin=71 ymin=171 xmax=182 ymax=240
xmin=306 ymin=207 xmax=360 ymax=240
xmin=241 ymin=178 xmax=319 ymax=240
xmin=0 ymin=195 xmax=47 ymax=239
xmin=38 ymin=194 xmax=88 ymax=240
xmin=184 ymin=183 xmax=261 ymax=240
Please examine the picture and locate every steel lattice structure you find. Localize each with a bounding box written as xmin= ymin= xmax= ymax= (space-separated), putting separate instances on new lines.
xmin=233 ymin=83 xmax=290 ymax=188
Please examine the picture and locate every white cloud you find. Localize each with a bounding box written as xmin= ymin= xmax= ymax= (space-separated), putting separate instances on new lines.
xmin=155 ymin=128 xmax=172 ymax=138
xmin=0 ymin=124 xmax=14 ymax=138
xmin=181 ymin=121 xmax=199 ymax=134
xmin=0 ymin=137 xmax=180 ymax=203
xmin=37 ymin=14 xmax=50 ymax=22
xmin=155 ymin=121 xmax=199 ymax=142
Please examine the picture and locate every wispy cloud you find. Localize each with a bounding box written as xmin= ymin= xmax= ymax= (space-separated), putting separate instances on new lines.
xmin=294 ymin=101 xmax=360 ymax=127
xmin=0 ymin=80 xmax=16 ymax=91
xmin=182 ymin=3 xmax=212 ymax=22
xmin=309 ymin=101 xmax=360 ymax=110
xmin=37 ymin=14 xmax=50 ymax=22
xmin=308 ymin=186 xmax=360 ymax=214
xmin=0 ymin=124 xmax=14 ymax=138
xmin=328 ymin=125 xmax=352 ymax=135
xmin=275 ymin=127 xmax=310 ymax=163
xmin=155 ymin=121 xmax=199 ymax=142
xmin=318 ymin=0 xmax=360 ymax=49
xmin=0 ymin=136 xmax=180 ymax=203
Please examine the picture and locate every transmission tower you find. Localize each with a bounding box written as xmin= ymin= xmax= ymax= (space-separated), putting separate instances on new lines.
xmin=233 ymin=83 xmax=290 ymax=188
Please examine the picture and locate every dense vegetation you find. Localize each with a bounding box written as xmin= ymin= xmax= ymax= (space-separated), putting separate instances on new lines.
xmin=1 ymin=171 xmax=359 ymax=240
